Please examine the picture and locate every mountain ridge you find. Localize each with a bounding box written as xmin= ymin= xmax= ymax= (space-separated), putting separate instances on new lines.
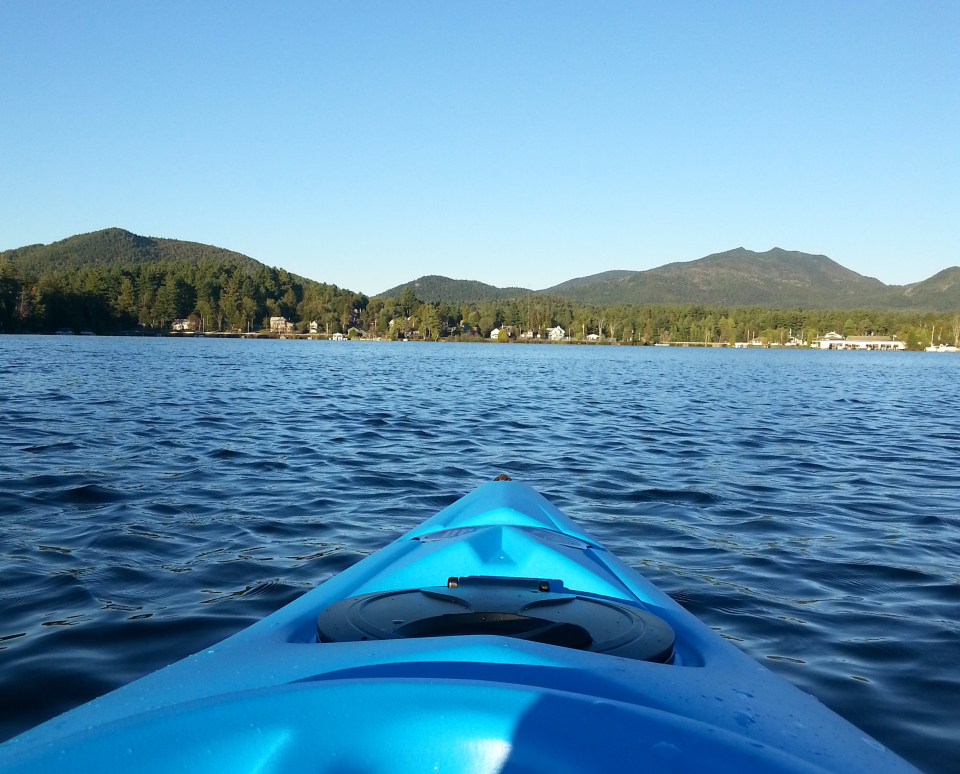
xmin=381 ymin=248 xmax=960 ymax=312
xmin=5 ymin=231 xmax=957 ymax=312
xmin=2 ymin=228 xmax=267 ymax=276
xmin=377 ymin=275 xmax=532 ymax=303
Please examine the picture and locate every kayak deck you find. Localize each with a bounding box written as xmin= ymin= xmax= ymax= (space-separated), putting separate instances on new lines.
xmin=0 ymin=481 xmax=919 ymax=773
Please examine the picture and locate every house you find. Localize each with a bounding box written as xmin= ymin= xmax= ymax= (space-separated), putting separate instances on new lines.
xmin=734 ymin=338 xmax=765 ymax=348
xmin=172 ymin=318 xmax=195 ymax=332
xmin=520 ymin=330 xmax=538 ymax=339
xmin=331 ymin=332 xmax=345 ymax=341
xmin=815 ymin=331 xmax=845 ymax=346
xmin=490 ymin=328 xmax=501 ymax=340
xmin=309 ymin=321 xmax=319 ymax=334
xmin=546 ymin=326 xmax=565 ymax=341
xmin=270 ymin=316 xmax=294 ymax=333
xmin=816 ymin=334 xmax=904 ymax=351
xmin=586 ymin=333 xmax=600 ymax=341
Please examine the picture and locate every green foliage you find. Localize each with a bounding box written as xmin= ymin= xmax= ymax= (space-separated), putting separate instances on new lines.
xmin=0 ymin=255 xmax=365 ymax=335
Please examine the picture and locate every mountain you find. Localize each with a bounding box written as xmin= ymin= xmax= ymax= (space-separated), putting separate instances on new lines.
xmin=377 ymin=249 xmax=960 ymax=311
xmin=892 ymin=267 xmax=960 ymax=311
xmin=549 ymin=248 xmax=894 ymax=309
xmin=377 ymin=275 xmax=532 ymax=303
xmin=1 ymin=228 xmax=264 ymax=275
xmin=539 ymin=270 xmax=635 ymax=294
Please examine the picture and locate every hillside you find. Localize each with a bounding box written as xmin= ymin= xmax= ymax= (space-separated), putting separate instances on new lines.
xmin=0 ymin=229 xmax=365 ymax=335
xmin=2 ymin=228 xmax=264 ymax=275
xmin=377 ymin=250 xmax=959 ymax=311
xmin=377 ymin=275 xmax=532 ymax=302
xmin=550 ymin=248 xmax=895 ymax=309
xmin=892 ymin=267 xmax=960 ymax=311
xmin=539 ymin=270 xmax=635 ymax=294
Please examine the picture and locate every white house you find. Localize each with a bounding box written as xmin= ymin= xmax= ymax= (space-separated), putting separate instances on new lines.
xmin=171 ymin=318 xmax=195 ymax=332
xmin=309 ymin=320 xmax=319 ymax=334
xmin=331 ymin=332 xmax=345 ymax=341
xmin=490 ymin=328 xmax=501 ymax=340
xmin=586 ymin=333 xmax=600 ymax=341
xmin=815 ymin=331 xmax=845 ymax=347
xmin=546 ymin=326 xmax=565 ymax=341
xmin=270 ymin=316 xmax=294 ymax=333
xmin=817 ymin=334 xmax=904 ymax=351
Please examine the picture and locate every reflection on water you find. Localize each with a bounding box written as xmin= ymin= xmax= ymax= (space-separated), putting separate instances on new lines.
xmin=0 ymin=337 xmax=957 ymax=773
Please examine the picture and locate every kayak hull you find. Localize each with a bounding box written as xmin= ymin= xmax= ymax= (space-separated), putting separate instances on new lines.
xmin=0 ymin=481 xmax=920 ymax=773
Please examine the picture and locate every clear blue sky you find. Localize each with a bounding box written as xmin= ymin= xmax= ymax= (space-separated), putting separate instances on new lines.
xmin=2 ymin=1 xmax=957 ymax=294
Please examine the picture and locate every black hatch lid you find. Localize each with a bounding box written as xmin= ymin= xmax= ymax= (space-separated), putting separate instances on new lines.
xmin=316 ymin=575 xmax=675 ymax=664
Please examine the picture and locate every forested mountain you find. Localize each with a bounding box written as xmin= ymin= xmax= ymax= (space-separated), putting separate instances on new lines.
xmin=546 ymin=248 xmax=895 ymax=308
xmin=0 ymin=229 xmax=365 ymax=334
xmin=383 ymin=249 xmax=960 ymax=312
xmin=538 ymin=270 xmax=635 ymax=293
xmin=893 ymin=267 xmax=960 ymax=310
xmin=377 ymin=275 xmax=531 ymax=302
xmin=2 ymin=228 xmax=264 ymax=275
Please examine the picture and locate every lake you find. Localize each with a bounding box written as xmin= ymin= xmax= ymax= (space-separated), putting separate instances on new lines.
xmin=0 ymin=337 xmax=957 ymax=773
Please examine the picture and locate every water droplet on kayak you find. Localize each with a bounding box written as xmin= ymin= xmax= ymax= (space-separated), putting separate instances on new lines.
xmin=862 ymin=737 xmax=884 ymax=751
xmin=734 ymin=711 xmax=755 ymax=727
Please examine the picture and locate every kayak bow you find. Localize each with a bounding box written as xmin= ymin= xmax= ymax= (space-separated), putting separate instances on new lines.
xmin=0 ymin=480 xmax=920 ymax=773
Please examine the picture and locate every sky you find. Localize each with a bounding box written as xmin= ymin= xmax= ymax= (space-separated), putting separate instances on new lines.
xmin=1 ymin=1 xmax=957 ymax=294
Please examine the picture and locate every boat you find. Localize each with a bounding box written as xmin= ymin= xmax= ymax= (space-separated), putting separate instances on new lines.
xmin=0 ymin=479 xmax=920 ymax=773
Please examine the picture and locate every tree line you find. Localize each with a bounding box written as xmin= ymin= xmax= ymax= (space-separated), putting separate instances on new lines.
xmin=2 ymin=257 xmax=957 ymax=349
xmin=371 ymin=286 xmax=960 ymax=349
xmin=0 ymin=257 xmax=366 ymax=335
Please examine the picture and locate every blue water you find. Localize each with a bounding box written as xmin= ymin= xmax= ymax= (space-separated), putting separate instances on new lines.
xmin=0 ymin=337 xmax=957 ymax=773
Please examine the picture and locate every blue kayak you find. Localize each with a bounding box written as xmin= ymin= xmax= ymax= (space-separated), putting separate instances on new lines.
xmin=0 ymin=480 xmax=920 ymax=773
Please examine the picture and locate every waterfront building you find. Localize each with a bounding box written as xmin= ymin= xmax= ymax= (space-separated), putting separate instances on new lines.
xmin=816 ymin=334 xmax=904 ymax=350
xmin=546 ymin=326 xmax=565 ymax=341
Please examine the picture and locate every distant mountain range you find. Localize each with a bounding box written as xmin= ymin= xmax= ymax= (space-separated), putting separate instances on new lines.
xmin=4 ymin=231 xmax=957 ymax=312
xmin=380 ymin=248 xmax=960 ymax=312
